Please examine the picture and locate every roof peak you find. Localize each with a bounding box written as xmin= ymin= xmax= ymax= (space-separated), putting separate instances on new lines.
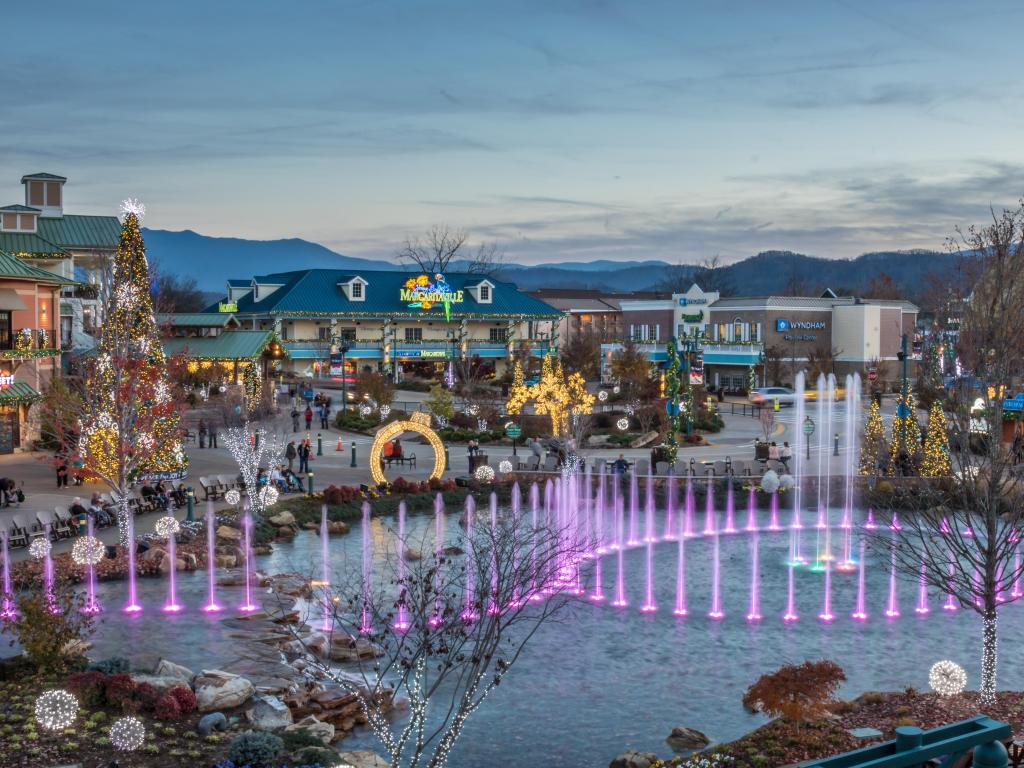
xmin=21 ymin=172 xmax=67 ymax=182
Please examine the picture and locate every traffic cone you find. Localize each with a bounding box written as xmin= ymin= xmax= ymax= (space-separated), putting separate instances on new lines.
xmin=336 ymin=437 xmax=344 ymax=451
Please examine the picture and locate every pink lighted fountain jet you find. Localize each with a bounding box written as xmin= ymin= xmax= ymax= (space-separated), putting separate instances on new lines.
xmin=529 ymin=484 xmax=542 ymax=602
xmin=1012 ymin=550 xmax=1022 ymax=599
xmin=612 ymin=546 xmax=627 ymax=607
xmin=768 ymin=492 xmax=781 ymax=531
xmin=203 ymin=502 xmax=221 ymax=613
xmin=852 ymin=540 xmax=867 ymax=620
xmin=595 ymin=473 xmax=607 ymax=553
xmin=884 ymin=537 xmax=899 ymax=618
xmin=703 ymin=482 xmax=716 ymax=535
xmin=818 ymin=560 xmax=834 ymax=622
xmin=746 ymin=532 xmax=761 ymax=622
xmin=944 ymin=563 xmax=957 ymax=611
xmin=684 ymin=477 xmax=695 ymax=537
xmin=745 ymin=487 xmax=757 ymax=532
xmin=42 ymin=524 xmax=58 ymax=614
xmin=708 ymin=533 xmax=723 ymax=619
xmin=628 ymin=472 xmax=639 ymax=546
xmin=238 ymin=512 xmax=257 ymax=613
xmin=0 ymin=532 xmax=14 ymax=619
xmin=164 ymin=518 xmax=183 ymax=613
xmin=674 ymin=516 xmax=687 ymax=616
xmin=394 ymin=501 xmax=410 ymax=630
xmin=644 ymin=473 xmax=656 ymax=543
xmin=430 ymin=493 xmax=445 ymax=624
xmin=124 ymin=512 xmax=141 ymax=613
xmin=82 ymin=517 xmax=100 ymax=615
xmin=360 ymin=502 xmax=374 ymax=631
xmin=783 ymin=560 xmax=798 ymax=623
xmin=590 ymin=554 xmax=605 ymax=602
xmin=663 ymin=474 xmax=676 ymax=540
xmin=724 ymin=483 xmax=736 ymax=534
xmin=915 ymin=563 xmax=929 ymax=614
xmin=865 ymin=509 xmax=877 ymax=529
xmin=462 ymin=496 xmax=478 ymax=620
xmin=640 ymin=540 xmax=657 ymax=613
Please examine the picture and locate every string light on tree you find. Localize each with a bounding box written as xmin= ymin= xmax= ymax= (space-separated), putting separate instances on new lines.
xmin=922 ymin=401 xmax=952 ymax=476
xmin=598 ymin=390 xmax=608 ymax=402
xmin=225 ymin=488 xmax=241 ymax=506
xmin=29 ymin=537 xmax=51 ymax=560
xmin=860 ymin=398 xmax=885 ymax=475
xmin=506 ymin=354 xmax=595 ymax=437
xmin=35 ymin=689 xmax=78 ymax=730
xmin=71 ymin=536 xmax=104 ymax=566
xmin=498 ymin=460 xmax=513 ymax=474
xmin=154 ymin=515 xmax=180 ymax=538
xmin=110 ymin=715 xmax=146 ymax=750
xmin=259 ymin=485 xmax=279 ymax=507
xmin=929 ymin=660 xmax=967 ymax=697
xmin=616 ymin=418 xmax=629 ymax=431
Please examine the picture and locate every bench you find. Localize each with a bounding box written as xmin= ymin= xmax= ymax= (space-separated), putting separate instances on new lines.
xmin=383 ymin=453 xmax=417 ymax=468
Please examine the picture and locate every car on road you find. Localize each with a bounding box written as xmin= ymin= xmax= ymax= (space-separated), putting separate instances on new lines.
xmin=748 ymin=386 xmax=796 ymax=406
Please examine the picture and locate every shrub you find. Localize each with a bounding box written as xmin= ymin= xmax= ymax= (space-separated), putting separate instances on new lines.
xmin=743 ymin=660 xmax=846 ymax=729
xmin=132 ymin=682 xmax=161 ymax=713
xmin=86 ymin=656 xmax=130 ymax=675
xmin=3 ymin=584 xmax=95 ymax=675
xmin=322 ymin=484 xmax=362 ymax=505
xmin=280 ymin=727 xmax=326 ymax=752
xmin=293 ymin=744 xmax=342 ymax=765
xmin=168 ymin=685 xmax=197 ymax=714
xmin=227 ymin=731 xmax=285 ymax=768
xmin=104 ymin=673 xmax=138 ymax=711
xmin=66 ymin=671 xmax=107 ymax=707
xmin=154 ymin=692 xmax=183 ymax=722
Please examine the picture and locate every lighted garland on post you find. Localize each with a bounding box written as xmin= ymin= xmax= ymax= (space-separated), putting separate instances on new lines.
xmin=76 ymin=201 xmax=187 ymax=544
xmin=242 ymin=361 xmax=262 ymax=413
xmin=922 ymin=401 xmax=951 ymax=477
xmin=664 ymin=339 xmax=682 ymax=463
xmin=860 ymin=398 xmax=885 ymax=475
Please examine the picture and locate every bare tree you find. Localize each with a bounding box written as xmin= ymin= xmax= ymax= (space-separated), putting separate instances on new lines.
xmin=873 ymin=202 xmax=1024 ymax=705
xmin=286 ymin=492 xmax=581 ymax=768
xmin=396 ymin=225 xmax=504 ymax=276
xmin=805 ymin=343 xmax=840 ymax=382
xmin=763 ymin=344 xmax=786 ymax=386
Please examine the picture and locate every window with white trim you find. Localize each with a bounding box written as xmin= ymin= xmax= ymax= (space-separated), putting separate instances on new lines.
xmin=479 ymin=283 xmax=490 ymax=302
xmin=351 ymin=281 xmax=363 ymax=299
xmin=405 ymin=327 xmax=422 ymax=342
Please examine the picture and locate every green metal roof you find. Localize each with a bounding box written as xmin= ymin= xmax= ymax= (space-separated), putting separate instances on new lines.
xmin=0 ymin=381 xmax=41 ymax=403
xmin=0 ymin=205 xmax=41 ymax=212
xmin=206 ymin=269 xmax=562 ymax=319
xmin=161 ymin=329 xmax=286 ymax=360
xmin=0 ymin=230 xmax=68 ymax=258
xmin=37 ymin=215 xmax=120 ymax=250
xmin=0 ymin=250 xmax=75 ymax=284
xmin=156 ymin=313 xmax=237 ymax=328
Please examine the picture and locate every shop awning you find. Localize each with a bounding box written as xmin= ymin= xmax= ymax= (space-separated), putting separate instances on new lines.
xmin=0 ymin=289 xmax=27 ymax=311
xmin=0 ymin=381 xmax=41 ymax=404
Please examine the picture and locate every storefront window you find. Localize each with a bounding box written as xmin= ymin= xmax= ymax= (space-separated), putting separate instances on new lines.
xmin=0 ymin=312 xmax=12 ymax=350
xmin=488 ymin=327 xmax=507 ymax=342
xmin=405 ymin=327 xmax=423 ymax=342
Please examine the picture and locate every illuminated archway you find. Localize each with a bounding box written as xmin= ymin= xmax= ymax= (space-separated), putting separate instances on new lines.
xmin=370 ymin=411 xmax=446 ymax=485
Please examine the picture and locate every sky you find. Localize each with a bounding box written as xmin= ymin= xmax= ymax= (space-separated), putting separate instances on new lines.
xmin=4 ymin=0 xmax=1024 ymax=267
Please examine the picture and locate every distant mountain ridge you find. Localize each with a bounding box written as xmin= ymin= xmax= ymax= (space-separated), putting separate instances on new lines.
xmin=142 ymin=228 xmax=952 ymax=301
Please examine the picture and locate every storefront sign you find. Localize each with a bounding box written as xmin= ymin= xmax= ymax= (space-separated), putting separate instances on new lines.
xmin=400 ymin=274 xmax=464 ymax=321
xmin=329 ymin=353 xmax=345 ymax=377
xmin=783 ymin=334 xmax=818 ymax=342
xmin=396 ymin=349 xmax=448 ymax=358
xmin=679 ymin=297 xmax=708 ymax=306
xmin=218 ymin=302 xmax=238 ymax=313
xmin=0 ymin=375 xmax=13 ymax=390
xmin=1004 ymin=394 xmax=1024 ymax=412
xmin=776 ymin=319 xmax=826 ymax=332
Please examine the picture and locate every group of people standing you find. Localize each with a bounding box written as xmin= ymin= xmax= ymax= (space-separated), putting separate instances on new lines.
xmin=285 ymin=439 xmax=313 ymax=474
xmin=291 ymin=393 xmax=333 ymax=432
xmin=196 ymin=419 xmax=219 ymax=449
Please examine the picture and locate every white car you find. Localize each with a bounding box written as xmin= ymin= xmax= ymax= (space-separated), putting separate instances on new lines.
xmin=748 ymin=386 xmax=795 ymax=406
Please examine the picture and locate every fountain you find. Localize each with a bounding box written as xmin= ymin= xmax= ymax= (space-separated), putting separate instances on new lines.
xmin=944 ymin=563 xmax=957 ymax=611
xmin=865 ymin=509 xmax=877 ymax=529
xmin=595 ymin=472 xmax=606 ymax=553
xmin=124 ymin=512 xmax=141 ymax=613
xmin=663 ymin=473 xmax=676 ymax=540
xmin=708 ymin=533 xmax=723 ymax=619
xmin=394 ymin=501 xmax=410 ymax=629
xmin=612 ymin=546 xmax=627 ymax=607
xmin=852 ymin=539 xmax=867 ymax=620
xmin=703 ymin=481 xmax=716 ymax=535
xmin=768 ymin=492 xmax=781 ymax=531
xmin=674 ymin=515 xmax=687 ymax=616
xmin=1013 ymin=550 xmax=1022 ymax=599
xmin=360 ymin=502 xmax=373 ymax=631
xmin=684 ymin=476 xmax=695 ymax=537
xmin=430 ymin=494 xmax=444 ymax=624
xmin=915 ymin=563 xmax=929 ymax=614
xmin=746 ymin=531 xmax=761 ymax=621
xmin=590 ymin=553 xmax=605 ymax=602
xmin=791 ymin=371 xmax=806 ymax=570
xmin=641 ymin=539 xmax=656 ymax=612
xmin=163 ymin=520 xmax=182 ymax=613
xmin=462 ymin=496 xmax=478 ymax=620
xmin=239 ymin=511 xmax=257 ymax=613
xmin=885 ymin=533 xmax=899 ymax=618
xmin=628 ymin=472 xmax=639 ymax=546
xmin=724 ymin=482 xmax=736 ymax=534
xmin=488 ymin=493 xmax=502 ymax=612
xmin=644 ymin=472 xmax=656 ymax=543
xmin=43 ymin=524 xmax=58 ymax=613
xmin=82 ymin=517 xmax=101 ymax=614
xmin=203 ymin=502 xmax=221 ymax=613
xmin=745 ymin=487 xmax=757 ymax=532
xmin=0 ymin=532 xmax=13 ymax=618
xmin=818 ymin=560 xmax=834 ymax=622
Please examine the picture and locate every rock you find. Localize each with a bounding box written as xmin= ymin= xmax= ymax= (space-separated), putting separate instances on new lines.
xmin=666 ymin=726 xmax=710 ymax=752
xmin=131 ymin=674 xmax=188 ymax=693
xmin=284 ymin=715 xmax=335 ymax=744
xmin=141 ymin=547 xmax=165 ymax=563
xmin=159 ymin=556 xmax=187 ymax=573
xmin=610 ymin=750 xmax=661 ymax=768
xmin=254 ymin=544 xmax=273 ymax=555
xmin=154 ymin=659 xmax=196 ymax=685
xmin=197 ymin=712 xmax=229 ymax=736
xmin=181 ymin=552 xmax=198 ymax=570
xmin=443 ymin=545 xmax=464 ymax=556
xmin=245 ymin=694 xmax=293 ymax=730
xmin=302 ymin=521 xmax=318 ymax=530
xmin=194 ymin=670 xmax=256 ymax=712
xmin=268 ymin=511 xmax=296 ymax=527
xmin=336 ymin=750 xmax=391 ymax=768
xmin=215 ymin=554 xmax=237 ymax=568
xmin=404 ymin=548 xmax=422 ymax=561
xmin=216 ymin=525 xmax=242 ymax=542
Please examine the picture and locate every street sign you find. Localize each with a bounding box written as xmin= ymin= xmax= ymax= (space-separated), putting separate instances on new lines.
xmin=867 ymin=368 xmax=877 ymax=382
xmin=506 ymin=425 xmax=522 ymax=439
xmin=1004 ymin=394 xmax=1024 ymax=412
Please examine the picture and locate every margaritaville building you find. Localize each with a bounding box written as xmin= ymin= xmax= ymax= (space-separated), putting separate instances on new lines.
xmin=203 ymin=269 xmax=562 ymax=380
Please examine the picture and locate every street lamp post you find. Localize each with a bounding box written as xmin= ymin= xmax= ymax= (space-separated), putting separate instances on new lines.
xmin=897 ymin=333 xmax=909 ymax=444
xmin=803 ymin=415 xmax=815 ymax=461
xmin=340 ymin=344 xmax=350 ymax=412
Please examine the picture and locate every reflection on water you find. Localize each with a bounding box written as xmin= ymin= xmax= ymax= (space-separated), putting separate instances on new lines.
xmin=79 ymin=507 xmax=1013 ymax=768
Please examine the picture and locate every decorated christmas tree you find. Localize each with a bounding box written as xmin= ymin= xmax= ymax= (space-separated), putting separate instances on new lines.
xmin=78 ymin=201 xmax=186 ymax=540
xmin=859 ymin=398 xmax=885 ymax=475
xmin=889 ymin=390 xmax=922 ymax=473
xmin=921 ymin=400 xmax=951 ymax=476
xmin=507 ymin=354 xmax=594 ymax=438
xmin=664 ymin=340 xmax=682 ymax=462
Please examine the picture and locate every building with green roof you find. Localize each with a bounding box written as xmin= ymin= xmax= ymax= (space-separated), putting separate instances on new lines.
xmin=208 ymin=268 xmax=563 ymax=380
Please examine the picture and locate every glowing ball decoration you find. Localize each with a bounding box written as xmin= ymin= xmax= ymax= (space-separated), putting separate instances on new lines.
xmin=474 ymin=465 xmax=495 ymax=482
xmin=929 ymin=660 xmax=967 ymax=697
xmin=225 ymin=488 xmax=241 ymax=506
xmin=499 ymin=460 xmax=513 ymax=474
xmin=35 ymin=689 xmax=78 ymax=731
xmin=612 ymin=385 xmax=621 ymax=394
xmin=110 ymin=715 xmax=146 ymax=751
xmin=379 ymin=404 xmax=391 ymax=419
xmin=28 ymin=537 xmax=51 ymax=560
xmin=358 ymin=404 xmax=372 ymax=418
xmin=71 ymin=536 xmax=105 ymax=566
xmin=779 ymin=473 xmax=796 ymax=491
xmin=616 ymin=417 xmax=629 ymax=431
xmin=259 ymin=485 xmax=279 ymax=507
xmin=598 ymin=390 xmax=609 ymax=402
xmin=761 ymin=470 xmax=780 ymax=494
xmin=154 ymin=515 xmax=181 ymax=538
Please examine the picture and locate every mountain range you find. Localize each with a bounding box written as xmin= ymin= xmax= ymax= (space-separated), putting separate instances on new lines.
xmin=142 ymin=228 xmax=957 ymax=302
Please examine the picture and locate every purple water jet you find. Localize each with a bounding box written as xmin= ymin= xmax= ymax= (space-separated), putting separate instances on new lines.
xmin=783 ymin=561 xmax=798 ymax=623
xmin=745 ymin=487 xmax=757 ymax=532
xmin=703 ymin=482 xmax=716 ymax=535
xmin=82 ymin=517 xmax=100 ymax=614
xmin=123 ymin=512 xmax=141 ymax=613
xmin=852 ymin=539 xmax=867 ymax=620
xmin=644 ymin=473 xmax=656 ymax=543
xmin=529 ymin=484 xmax=542 ymax=602
xmin=884 ymin=535 xmax=899 ymax=618
xmin=612 ymin=546 xmax=627 ymax=607
xmin=708 ymin=533 xmax=723 ymax=619
xmin=684 ymin=476 xmax=695 ymax=537
xmin=488 ymin=493 xmax=502 ymax=612
xmin=915 ymin=563 xmax=929 ymax=614
xmin=818 ymin=560 xmax=833 ymax=622
xmin=746 ymin=531 xmax=761 ymax=621
xmin=640 ymin=540 xmax=656 ymax=612
xmin=42 ymin=524 xmax=58 ymax=614
xmin=163 ymin=520 xmax=182 ymax=613
xmin=595 ymin=472 xmax=607 ymax=553
xmin=944 ymin=562 xmax=957 ymax=611
xmin=627 ymin=472 xmax=639 ymax=546
xmin=890 ymin=511 xmax=902 ymax=531
xmin=0 ymin=532 xmax=13 ymax=619
xmin=1012 ymin=550 xmax=1022 ymax=599
xmin=663 ymin=474 xmax=677 ymax=540
xmin=394 ymin=501 xmax=410 ymax=630
xmin=724 ymin=483 xmax=736 ymax=534
xmin=203 ymin=502 xmax=221 ymax=613
xmin=462 ymin=496 xmax=478 ymax=620
xmin=674 ymin=516 xmax=687 ymax=616
xmin=238 ymin=512 xmax=257 ymax=613
xmin=768 ymin=492 xmax=781 ymax=531
xmin=359 ymin=502 xmax=374 ymax=631
xmin=865 ymin=509 xmax=877 ymax=529
xmin=430 ymin=494 xmax=445 ymax=624
xmin=590 ymin=555 xmax=605 ymax=601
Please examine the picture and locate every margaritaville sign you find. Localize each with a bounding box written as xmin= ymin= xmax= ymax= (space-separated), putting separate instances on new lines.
xmin=401 ymin=274 xmax=464 ymax=321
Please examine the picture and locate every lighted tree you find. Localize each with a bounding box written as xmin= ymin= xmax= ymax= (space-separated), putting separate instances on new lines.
xmin=921 ymin=401 xmax=951 ymax=476
xmin=664 ymin=340 xmax=682 ymax=461
xmin=888 ymin=390 xmax=921 ymax=474
xmin=77 ymin=201 xmax=187 ymax=542
xmin=507 ymin=355 xmax=594 ymax=438
xmin=859 ymin=398 xmax=885 ymax=475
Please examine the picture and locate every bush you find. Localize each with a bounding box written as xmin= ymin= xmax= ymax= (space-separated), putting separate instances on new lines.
xmin=168 ymin=685 xmax=197 ymax=714
xmin=280 ymin=728 xmax=327 ymax=752
xmin=66 ymin=671 xmax=107 ymax=708
xmin=293 ymin=745 xmax=342 ymax=765
xmin=104 ymin=673 xmax=138 ymax=711
xmin=86 ymin=656 xmax=130 ymax=675
xmin=154 ymin=692 xmax=183 ymax=722
xmin=322 ymin=484 xmax=362 ymax=505
xmin=743 ymin=660 xmax=846 ymax=727
xmin=227 ymin=731 xmax=285 ymax=768
xmin=3 ymin=584 xmax=95 ymax=675
xmin=334 ymin=410 xmax=378 ymax=432
xmin=132 ymin=682 xmax=161 ymax=713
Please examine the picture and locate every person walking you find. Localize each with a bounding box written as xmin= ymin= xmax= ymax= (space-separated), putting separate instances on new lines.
xmin=198 ymin=418 xmax=208 ymax=449
xmin=208 ymin=420 xmax=218 ymax=449
xmin=56 ymin=453 xmax=69 ymax=488
xmin=780 ymin=441 xmax=792 ymax=472
xmin=285 ymin=440 xmax=297 ymax=472
xmin=298 ymin=440 xmax=311 ymax=474
xmin=304 ymin=405 xmax=313 ymax=431
xmin=319 ymin=402 xmax=330 ymax=430
xmin=291 ymin=405 xmax=300 ymax=432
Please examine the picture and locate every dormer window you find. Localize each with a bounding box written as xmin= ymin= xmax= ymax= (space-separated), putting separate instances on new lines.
xmin=468 ymin=279 xmax=494 ymax=304
xmin=0 ymin=208 xmax=39 ymax=233
xmin=21 ymin=173 xmax=66 ymax=218
xmin=339 ymin=276 xmax=368 ymax=301
xmin=479 ymin=284 xmax=490 ymax=302
xmin=351 ymin=281 xmax=363 ymax=299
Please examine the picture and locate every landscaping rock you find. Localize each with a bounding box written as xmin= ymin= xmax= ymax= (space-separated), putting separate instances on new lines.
xmin=196 ymin=711 xmax=229 ymax=736
xmin=215 ymin=554 xmax=237 ymax=568
xmin=268 ymin=511 xmax=296 ymax=527
xmin=158 ymin=555 xmax=187 ymax=573
xmin=194 ymin=669 xmax=256 ymax=712
xmin=141 ymin=547 xmax=165 ymax=563
xmin=129 ymin=674 xmax=184 ymax=692
xmin=443 ymin=545 xmax=464 ymax=556
xmin=154 ymin=659 xmax=196 ymax=685
xmin=245 ymin=694 xmax=293 ymax=730
xmin=216 ymin=525 xmax=242 ymax=542
xmin=336 ymin=751 xmax=391 ymax=768
xmin=610 ymin=750 xmax=661 ymax=768
xmin=326 ymin=520 xmax=350 ymax=535
xmin=666 ymin=726 xmax=710 ymax=752
xmin=284 ymin=715 xmax=335 ymax=744
xmin=404 ymin=548 xmax=423 ymax=561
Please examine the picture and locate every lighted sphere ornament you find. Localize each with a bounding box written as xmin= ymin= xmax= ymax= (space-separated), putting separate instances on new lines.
xmin=71 ymin=536 xmax=105 ymax=566
xmin=224 ymin=488 xmax=241 ymax=506
xmin=110 ymin=715 xmax=146 ymax=751
xmin=474 ymin=464 xmax=495 ymax=482
xmin=598 ymin=390 xmax=609 ymax=402
xmin=929 ymin=660 xmax=967 ymax=697
xmin=35 ymin=689 xmax=78 ymax=731
xmin=379 ymin=404 xmax=391 ymax=419
xmin=154 ymin=515 xmax=180 ymax=538
xmin=612 ymin=384 xmax=621 ymax=395
xmin=219 ymin=384 xmax=227 ymax=393
xmin=499 ymin=460 xmax=513 ymax=474
xmin=761 ymin=470 xmax=780 ymax=494
xmin=779 ymin=473 xmax=796 ymax=491
xmin=259 ymin=485 xmax=279 ymax=507
xmin=616 ymin=417 xmax=629 ymax=431
xmin=28 ymin=537 xmax=51 ymax=561
xmin=467 ymin=404 xmax=479 ymax=416
xmin=359 ymin=404 xmax=372 ymax=418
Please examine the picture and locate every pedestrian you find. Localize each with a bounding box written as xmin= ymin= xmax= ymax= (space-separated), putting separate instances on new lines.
xmin=304 ymin=405 xmax=313 ymax=431
xmin=319 ymin=402 xmax=330 ymax=430
xmin=298 ymin=440 xmax=311 ymax=474
xmin=780 ymin=441 xmax=792 ymax=472
xmin=208 ymin=420 xmax=218 ymax=449
xmin=286 ymin=440 xmax=297 ymax=472
xmin=56 ymin=454 xmax=68 ymax=488
xmin=198 ymin=418 xmax=208 ymax=449
xmin=291 ymin=406 xmax=300 ymax=432
xmin=768 ymin=441 xmax=780 ymax=462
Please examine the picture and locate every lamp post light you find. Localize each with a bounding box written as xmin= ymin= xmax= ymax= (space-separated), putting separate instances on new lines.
xmin=339 ymin=344 xmax=350 ymax=412
xmin=803 ymin=415 xmax=815 ymax=461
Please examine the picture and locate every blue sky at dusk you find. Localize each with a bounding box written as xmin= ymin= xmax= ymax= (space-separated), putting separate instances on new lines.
xmin=3 ymin=0 xmax=1024 ymax=265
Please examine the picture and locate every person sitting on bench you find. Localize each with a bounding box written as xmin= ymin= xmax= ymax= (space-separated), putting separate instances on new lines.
xmin=392 ymin=439 xmax=403 ymax=460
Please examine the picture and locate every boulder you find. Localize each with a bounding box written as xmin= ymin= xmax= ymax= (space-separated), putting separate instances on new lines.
xmin=141 ymin=547 xmax=165 ymax=563
xmin=443 ymin=545 xmax=464 ymax=556
xmin=302 ymin=521 xmax=318 ymax=531
xmin=180 ymin=552 xmax=198 ymax=570
xmin=215 ymin=554 xmax=237 ymax=568
xmin=284 ymin=715 xmax=335 ymax=745
xmin=404 ymin=548 xmax=423 ymax=562
xmin=666 ymin=726 xmax=710 ymax=752
xmin=336 ymin=750 xmax=391 ymax=768
xmin=159 ymin=556 xmax=186 ymax=573
xmin=194 ymin=669 xmax=256 ymax=712
xmin=268 ymin=511 xmax=296 ymax=527
xmin=196 ymin=711 xmax=229 ymax=736
xmin=130 ymin=674 xmax=184 ymax=693
xmin=216 ymin=525 xmax=242 ymax=542
xmin=609 ymin=750 xmax=661 ymax=768
xmin=245 ymin=694 xmax=293 ymax=730
xmin=153 ymin=659 xmax=196 ymax=685
xmin=327 ymin=520 xmax=350 ymax=535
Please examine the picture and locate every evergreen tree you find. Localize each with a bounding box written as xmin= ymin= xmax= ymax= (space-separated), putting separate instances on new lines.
xmin=664 ymin=340 xmax=682 ymax=461
xmin=889 ymin=391 xmax=922 ymax=474
xmin=77 ymin=201 xmax=186 ymax=541
xmin=860 ymin=398 xmax=885 ymax=475
xmin=921 ymin=400 xmax=952 ymax=476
